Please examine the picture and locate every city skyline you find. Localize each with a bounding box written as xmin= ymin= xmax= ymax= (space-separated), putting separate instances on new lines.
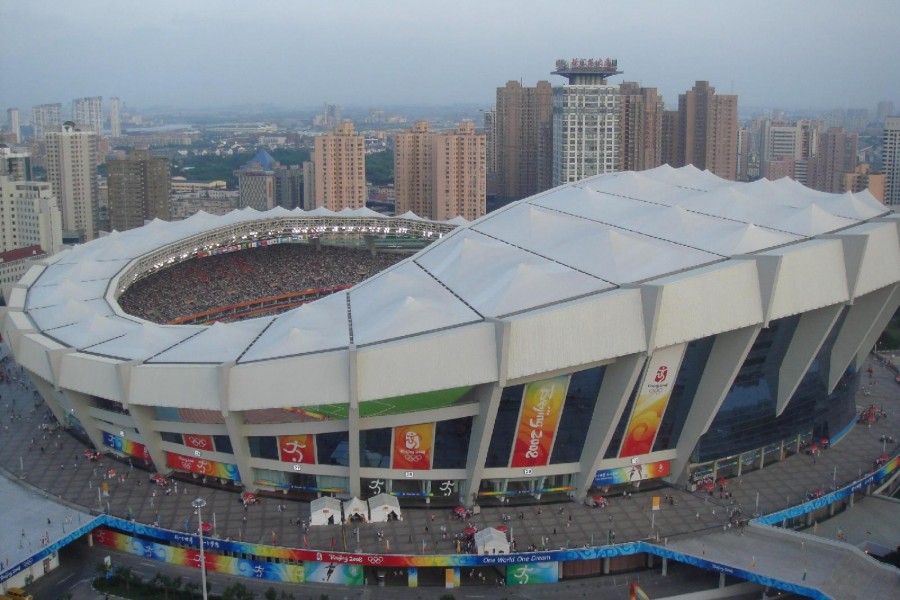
xmin=2 ymin=0 xmax=899 ymax=114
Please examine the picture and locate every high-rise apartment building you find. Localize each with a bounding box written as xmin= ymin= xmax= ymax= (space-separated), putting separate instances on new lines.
xmin=72 ymin=96 xmax=103 ymax=134
xmin=482 ymin=109 xmax=496 ymax=179
xmin=619 ymin=82 xmax=663 ymax=172
xmin=495 ymin=80 xmax=553 ymax=199
xmin=551 ymin=58 xmax=623 ymax=186
xmin=311 ymin=123 xmax=366 ymax=211
xmin=660 ymin=110 xmax=680 ymax=170
xmin=32 ymin=104 xmax=62 ymax=142
xmin=808 ymin=127 xmax=858 ymax=194
xmin=760 ymin=119 xmax=818 ymax=183
xmin=675 ymin=81 xmax=738 ymax=180
xmin=394 ymin=121 xmax=486 ymax=221
xmin=274 ymin=164 xmax=303 ymax=210
xmin=394 ymin=121 xmax=434 ymax=218
xmin=883 ymin=116 xmax=900 ymax=206
xmin=109 ymin=97 xmax=122 ymax=138
xmin=876 ymin=101 xmax=895 ymax=123
xmin=6 ymin=108 xmax=20 ymax=144
xmin=107 ymin=149 xmax=170 ymax=231
xmin=235 ymin=149 xmax=277 ymax=211
xmin=0 ymin=145 xmax=32 ymax=180
xmin=0 ymin=175 xmax=63 ymax=255
xmin=45 ymin=122 xmax=99 ymax=241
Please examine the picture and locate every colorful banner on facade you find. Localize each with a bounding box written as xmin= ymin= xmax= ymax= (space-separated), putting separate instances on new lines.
xmin=619 ymin=344 xmax=687 ymax=457
xmin=92 ymin=528 xmax=304 ymax=582
xmin=506 ymin=561 xmax=559 ymax=585
xmin=102 ymin=431 xmax=151 ymax=461
xmin=165 ymin=451 xmax=240 ymax=481
xmin=183 ymin=434 xmax=214 ymax=451
xmin=593 ymin=459 xmax=671 ymax=486
xmin=510 ymin=375 xmax=569 ymax=468
xmin=392 ymin=423 xmax=435 ymax=470
xmin=305 ymin=562 xmax=364 ymax=585
xmin=278 ymin=434 xmax=316 ymax=464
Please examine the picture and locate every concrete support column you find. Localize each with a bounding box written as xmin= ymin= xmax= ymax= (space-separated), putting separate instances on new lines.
xmin=348 ymin=344 xmax=361 ymax=498
xmin=602 ymin=557 xmax=610 ymax=574
xmin=670 ymin=325 xmax=762 ymax=481
xmin=574 ymin=353 xmax=645 ymax=498
xmin=661 ymin=557 xmax=667 ymax=576
xmin=647 ymin=554 xmax=654 ymax=568
xmin=461 ymin=320 xmax=510 ymax=504
xmin=364 ymin=234 xmax=376 ymax=257
xmin=127 ymin=404 xmax=168 ymax=471
xmin=719 ymin=572 xmax=726 ymax=588
xmin=829 ymin=284 xmax=898 ymax=392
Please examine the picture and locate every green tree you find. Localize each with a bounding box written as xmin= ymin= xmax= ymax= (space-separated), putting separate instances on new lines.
xmin=264 ymin=587 xmax=278 ymax=600
xmin=184 ymin=581 xmax=200 ymax=600
xmin=365 ymin=150 xmax=394 ymax=186
xmin=222 ymin=582 xmax=256 ymax=600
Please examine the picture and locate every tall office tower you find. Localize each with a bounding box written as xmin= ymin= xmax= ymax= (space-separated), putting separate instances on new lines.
xmin=808 ymin=128 xmax=858 ymax=194
xmin=394 ymin=121 xmax=434 ymax=217
xmin=317 ymin=104 xmax=342 ymax=129
xmin=311 ymin=123 xmax=366 ymax=211
xmin=0 ymin=145 xmax=32 ymax=180
xmin=109 ymin=97 xmax=122 ymax=137
xmin=394 ymin=121 xmax=487 ymax=221
xmin=875 ymin=101 xmax=895 ymax=123
xmin=235 ymin=149 xmax=277 ymax=210
xmin=760 ymin=119 xmax=819 ymax=183
xmin=45 ymin=122 xmax=99 ymax=241
xmin=676 ymin=81 xmax=738 ymax=180
xmin=551 ymin=59 xmax=622 ymax=186
xmin=72 ymin=96 xmax=103 ymax=134
xmin=844 ymin=109 xmax=869 ymax=132
xmin=660 ymin=110 xmax=680 ymax=168
xmin=736 ymin=127 xmax=751 ymax=181
xmin=6 ymin=108 xmax=21 ymax=144
xmin=495 ymin=80 xmax=553 ymax=199
xmin=107 ymin=149 xmax=170 ymax=232
xmin=0 ymin=175 xmax=63 ymax=254
xmin=274 ymin=164 xmax=304 ymax=209
xmin=883 ymin=116 xmax=900 ymax=206
xmin=619 ymin=82 xmax=663 ymax=172
xmin=32 ymin=103 xmax=62 ymax=141
xmin=483 ymin=109 xmax=496 ymax=176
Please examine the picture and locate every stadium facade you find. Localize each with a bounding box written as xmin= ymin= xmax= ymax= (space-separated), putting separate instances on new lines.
xmin=4 ymin=166 xmax=899 ymax=505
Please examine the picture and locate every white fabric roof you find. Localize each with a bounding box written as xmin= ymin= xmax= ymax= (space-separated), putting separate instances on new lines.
xmin=310 ymin=496 xmax=342 ymax=514
xmin=14 ymin=168 xmax=891 ymax=365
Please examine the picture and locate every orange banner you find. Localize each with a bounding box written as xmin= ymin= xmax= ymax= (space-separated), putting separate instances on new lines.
xmin=619 ymin=344 xmax=686 ymax=457
xmin=392 ymin=423 xmax=434 ymax=470
xmin=278 ymin=434 xmax=316 ymax=464
xmin=510 ymin=375 xmax=569 ymax=468
xmin=183 ymin=434 xmax=214 ymax=451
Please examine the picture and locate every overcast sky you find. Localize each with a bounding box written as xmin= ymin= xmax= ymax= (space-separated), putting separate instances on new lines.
xmin=2 ymin=0 xmax=898 ymax=115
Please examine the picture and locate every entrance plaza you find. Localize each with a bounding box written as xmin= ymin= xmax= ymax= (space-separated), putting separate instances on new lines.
xmin=0 ymin=341 xmax=897 ymax=597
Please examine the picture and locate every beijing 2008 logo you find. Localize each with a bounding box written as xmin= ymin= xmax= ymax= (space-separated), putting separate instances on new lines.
xmin=405 ymin=431 xmax=420 ymax=450
xmin=655 ymin=365 xmax=668 ymax=383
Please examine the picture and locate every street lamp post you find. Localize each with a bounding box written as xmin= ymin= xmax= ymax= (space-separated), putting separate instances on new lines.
xmin=193 ymin=498 xmax=208 ymax=600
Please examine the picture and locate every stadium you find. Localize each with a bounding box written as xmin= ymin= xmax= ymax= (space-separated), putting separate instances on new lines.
xmin=4 ymin=164 xmax=899 ymax=509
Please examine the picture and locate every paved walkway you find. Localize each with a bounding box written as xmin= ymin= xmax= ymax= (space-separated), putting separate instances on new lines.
xmin=0 ymin=343 xmax=898 ymax=593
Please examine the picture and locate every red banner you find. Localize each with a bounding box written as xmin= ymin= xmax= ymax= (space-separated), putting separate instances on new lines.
xmin=183 ymin=434 xmax=214 ymax=451
xmin=278 ymin=434 xmax=316 ymax=464
xmin=392 ymin=423 xmax=434 ymax=470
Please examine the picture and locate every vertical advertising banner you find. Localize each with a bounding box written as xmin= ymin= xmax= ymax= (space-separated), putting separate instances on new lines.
xmin=278 ymin=434 xmax=316 ymax=464
xmin=392 ymin=423 xmax=435 ymax=470
xmin=509 ymin=375 xmax=569 ymax=468
xmin=618 ymin=344 xmax=687 ymax=458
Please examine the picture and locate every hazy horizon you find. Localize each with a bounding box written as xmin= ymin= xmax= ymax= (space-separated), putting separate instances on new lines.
xmin=2 ymin=0 xmax=899 ymax=116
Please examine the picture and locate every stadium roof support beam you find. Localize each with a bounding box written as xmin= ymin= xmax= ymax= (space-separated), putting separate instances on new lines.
xmin=828 ymin=284 xmax=899 ymax=393
xmin=775 ymin=303 xmax=844 ymax=416
xmin=574 ymin=352 xmax=646 ymax=499
xmin=63 ymin=388 xmax=108 ymax=453
xmin=461 ymin=320 xmax=511 ymax=504
xmin=127 ymin=403 xmax=168 ymax=473
xmin=669 ymin=324 xmax=761 ymax=482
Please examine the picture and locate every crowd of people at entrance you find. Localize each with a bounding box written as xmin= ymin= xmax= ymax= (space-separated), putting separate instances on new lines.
xmin=118 ymin=244 xmax=406 ymax=323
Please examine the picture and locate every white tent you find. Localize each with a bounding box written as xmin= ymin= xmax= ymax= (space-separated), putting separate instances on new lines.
xmin=309 ymin=496 xmax=342 ymax=526
xmin=367 ymin=493 xmax=402 ymax=523
xmin=342 ymin=496 xmax=368 ymax=523
xmin=474 ymin=527 xmax=510 ymax=555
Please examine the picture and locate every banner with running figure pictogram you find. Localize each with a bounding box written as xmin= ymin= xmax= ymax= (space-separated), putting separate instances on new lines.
xmin=278 ymin=434 xmax=317 ymax=464
xmin=510 ymin=375 xmax=570 ymax=468
xmin=391 ymin=423 xmax=435 ymax=470
xmin=619 ymin=344 xmax=687 ymax=457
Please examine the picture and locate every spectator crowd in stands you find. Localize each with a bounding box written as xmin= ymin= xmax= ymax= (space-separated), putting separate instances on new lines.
xmin=118 ymin=243 xmax=406 ymax=323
